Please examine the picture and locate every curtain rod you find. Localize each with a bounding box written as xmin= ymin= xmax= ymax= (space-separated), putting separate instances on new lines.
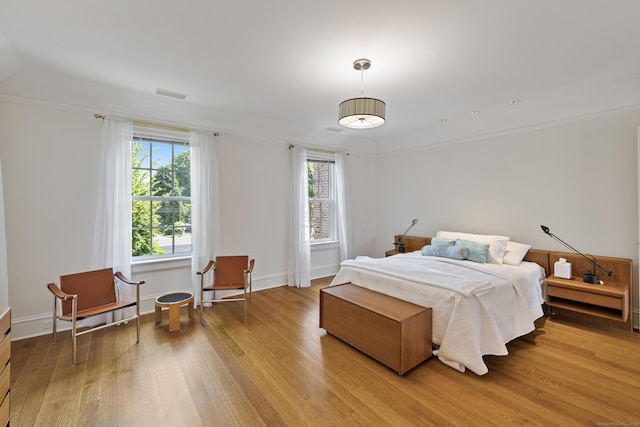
xmin=288 ymin=144 xmax=349 ymax=156
xmin=94 ymin=114 xmax=219 ymax=136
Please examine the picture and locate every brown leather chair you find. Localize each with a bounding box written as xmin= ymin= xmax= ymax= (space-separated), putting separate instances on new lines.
xmin=46 ymin=268 xmax=145 ymax=366
xmin=196 ymin=256 xmax=255 ymax=323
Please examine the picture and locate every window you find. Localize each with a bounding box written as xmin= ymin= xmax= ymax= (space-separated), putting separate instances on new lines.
xmin=307 ymin=154 xmax=336 ymax=242
xmin=131 ymin=136 xmax=191 ymax=259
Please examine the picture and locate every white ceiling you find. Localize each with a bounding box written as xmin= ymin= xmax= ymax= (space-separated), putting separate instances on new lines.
xmin=1 ymin=0 xmax=639 ymax=153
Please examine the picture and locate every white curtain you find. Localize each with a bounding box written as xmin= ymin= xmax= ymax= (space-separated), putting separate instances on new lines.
xmin=335 ymin=152 xmax=351 ymax=262
xmin=288 ymin=146 xmax=311 ymax=288
xmin=190 ymin=130 xmax=221 ymax=305
xmin=0 ymin=158 xmax=8 ymax=307
xmin=91 ymin=117 xmax=133 ymax=321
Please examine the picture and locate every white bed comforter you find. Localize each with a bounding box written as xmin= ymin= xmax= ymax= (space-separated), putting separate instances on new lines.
xmin=330 ymin=252 xmax=546 ymax=375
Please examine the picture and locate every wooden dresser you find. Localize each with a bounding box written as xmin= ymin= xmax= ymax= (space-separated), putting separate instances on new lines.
xmin=320 ymin=283 xmax=432 ymax=375
xmin=0 ymin=307 xmax=9 ymax=426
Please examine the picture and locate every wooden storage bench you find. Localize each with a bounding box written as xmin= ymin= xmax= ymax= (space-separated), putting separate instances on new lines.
xmin=320 ymin=283 xmax=432 ymax=375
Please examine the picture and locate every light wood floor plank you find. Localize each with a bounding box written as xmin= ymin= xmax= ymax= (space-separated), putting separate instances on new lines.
xmin=9 ymin=279 xmax=640 ymax=426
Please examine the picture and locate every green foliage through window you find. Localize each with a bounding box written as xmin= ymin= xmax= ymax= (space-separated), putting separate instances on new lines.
xmin=131 ymin=137 xmax=191 ymax=258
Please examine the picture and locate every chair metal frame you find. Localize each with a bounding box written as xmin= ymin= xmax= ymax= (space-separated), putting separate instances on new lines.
xmin=197 ymin=256 xmax=255 ymax=323
xmin=47 ymin=269 xmax=145 ymax=366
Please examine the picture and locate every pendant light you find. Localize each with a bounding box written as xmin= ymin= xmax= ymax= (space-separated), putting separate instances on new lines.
xmin=338 ymin=59 xmax=386 ymax=129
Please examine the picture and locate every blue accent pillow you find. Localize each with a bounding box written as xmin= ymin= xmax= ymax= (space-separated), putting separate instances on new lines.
xmin=430 ymin=237 xmax=456 ymax=247
xmin=421 ymin=245 xmax=470 ymax=260
xmin=455 ymin=239 xmax=490 ymax=263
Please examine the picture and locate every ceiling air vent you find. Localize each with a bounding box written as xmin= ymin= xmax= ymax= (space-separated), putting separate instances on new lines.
xmin=155 ymin=88 xmax=188 ymax=100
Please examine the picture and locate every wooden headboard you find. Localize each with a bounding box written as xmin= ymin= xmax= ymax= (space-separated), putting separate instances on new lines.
xmin=391 ymin=235 xmax=635 ymax=285
xmin=393 ymin=234 xmax=551 ymax=276
xmin=393 ymin=235 xmax=431 ymax=253
xmin=547 ymin=251 xmax=632 ymax=287
xmin=523 ymin=249 xmax=551 ymax=277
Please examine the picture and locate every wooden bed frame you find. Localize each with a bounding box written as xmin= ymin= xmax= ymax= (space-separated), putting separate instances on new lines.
xmin=392 ymin=235 xmax=633 ymax=331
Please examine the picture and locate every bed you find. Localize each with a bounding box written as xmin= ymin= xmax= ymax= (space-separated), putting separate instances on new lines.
xmin=329 ymin=232 xmax=550 ymax=375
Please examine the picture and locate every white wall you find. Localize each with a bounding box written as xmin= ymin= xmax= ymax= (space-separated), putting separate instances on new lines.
xmin=2 ymin=95 xmax=637 ymax=338
xmin=376 ymin=110 xmax=640 ymax=329
xmin=0 ymin=99 xmax=378 ymax=339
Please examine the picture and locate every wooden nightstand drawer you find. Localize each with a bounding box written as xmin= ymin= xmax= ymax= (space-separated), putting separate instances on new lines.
xmin=547 ymin=285 xmax=624 ymax=310
xmin=0 ymin=309 xmax=9 ymax=339
xmin=0 ymin=333 xmax=9 ymax=372
xmin=0 ymin=361 xmax=9 ymax=408
xmin=0 ymin=391 xmax=7 ymax=427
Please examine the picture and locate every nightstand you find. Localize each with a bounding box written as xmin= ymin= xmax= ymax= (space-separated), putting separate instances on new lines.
xmin=546 ymin=276 xmax=630 ymax=329
xmin=546 ymin=252 xmax=633 ymax=331
xmin=387 ymin=235 xmax=431 ymax=257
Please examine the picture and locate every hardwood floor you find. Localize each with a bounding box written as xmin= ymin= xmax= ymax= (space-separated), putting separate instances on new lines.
xmin=10 ymin=278 xmax=640 ymax=426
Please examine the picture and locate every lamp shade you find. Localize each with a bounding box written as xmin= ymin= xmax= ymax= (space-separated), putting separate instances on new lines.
xmin=338 ymin=97 xmax=386 ymax=129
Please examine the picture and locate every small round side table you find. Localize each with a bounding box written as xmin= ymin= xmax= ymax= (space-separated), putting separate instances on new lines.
xmin=154 ymin=292 xmax=194 ymax=332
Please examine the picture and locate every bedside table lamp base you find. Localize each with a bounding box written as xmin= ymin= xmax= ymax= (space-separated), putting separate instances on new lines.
xmin=395 ymin=219 xmax=417 ymax=254
xmin=583 ymin=274 xmax=599 ymax=284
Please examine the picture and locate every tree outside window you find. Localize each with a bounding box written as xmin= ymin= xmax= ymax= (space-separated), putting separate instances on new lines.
xmin=131 ymin=137 xmax=191 ymax=258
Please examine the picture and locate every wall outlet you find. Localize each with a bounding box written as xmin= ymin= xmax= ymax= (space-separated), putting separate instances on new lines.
xmin=43 ymin=319 xmax=53 ymax=330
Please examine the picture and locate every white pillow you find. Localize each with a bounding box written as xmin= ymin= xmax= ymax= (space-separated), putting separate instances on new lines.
xmin=435 ymin=231 xmax=510 ymax=264
xmin=502 ymin=241 xmax=532 ymax=266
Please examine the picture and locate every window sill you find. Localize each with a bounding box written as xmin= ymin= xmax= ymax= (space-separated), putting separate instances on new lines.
xmin=132 ymin=255 xmax=191 ymax=273
xmin=310 ymin=240 xmax=340 ymax=251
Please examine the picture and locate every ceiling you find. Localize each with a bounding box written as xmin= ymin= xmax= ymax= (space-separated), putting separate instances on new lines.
xmin=1 ymin=0 xmax=639 ymax=153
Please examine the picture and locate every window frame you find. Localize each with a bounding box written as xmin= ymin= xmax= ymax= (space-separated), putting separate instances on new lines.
xmin=307 ymin=151 xmax=337 ymax=244
xmin=131 ymin=133 xmax=192 ymax=261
